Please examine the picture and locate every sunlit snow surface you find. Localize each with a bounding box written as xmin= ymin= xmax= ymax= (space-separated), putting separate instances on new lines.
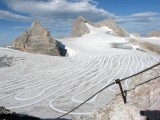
xmin=0 ymin=24 xmax=160 ymax=119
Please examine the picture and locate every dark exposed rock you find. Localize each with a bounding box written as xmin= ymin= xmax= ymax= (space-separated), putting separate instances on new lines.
xmin=12 ymin=21 xmax=60 ymax=56
xmin=0 ymin=107 xmax=14 ymax=114
xmin=0 ymin=55 xmax=13 ymax=68
xmin=0 ymin=107 xmax=70 ymax=120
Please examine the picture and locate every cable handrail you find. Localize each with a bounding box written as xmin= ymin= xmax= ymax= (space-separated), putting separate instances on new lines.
xmin=54 ymin=62 xmax=160 ymax=119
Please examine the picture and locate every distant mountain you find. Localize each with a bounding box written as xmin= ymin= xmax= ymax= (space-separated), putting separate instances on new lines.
xmin=147 ymin=30 xmax=160 ymax=37
xmin=71 ymin=16 xmax=92 ymax=37
xmin=95 ymin=18 xmax=129 ymax=37
xmin=12 ymin=21 xmax=60 ymax=56
xmin=71 ymin=16 xmax=129 ymax=38
xmin=129 ymin=39 xmax=160 ymax=55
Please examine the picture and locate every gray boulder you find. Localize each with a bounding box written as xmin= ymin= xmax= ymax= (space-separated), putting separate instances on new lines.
xmin=147 ymin=30 xmax=160 ymax=37
xmin=71 ymin=16 xmax=91 ymax=37
xmin=12 ymin=21 xmax=60 ymax=56
xmin=96 ymin=18 xmax=129 ymax=37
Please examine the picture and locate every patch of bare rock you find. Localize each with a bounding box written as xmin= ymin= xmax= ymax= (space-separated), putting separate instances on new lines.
xmin=78 ymin=65 xmax=160 ymax=120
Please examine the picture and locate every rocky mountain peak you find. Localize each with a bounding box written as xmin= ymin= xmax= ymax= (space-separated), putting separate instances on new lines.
xmin=71 ymin=16 xmax=90 ymax=37
xmin=76 ymin=16 xmax=88 ymax=23
xmin=30 ymin=21 xmax=41 ymax=29
xmin=29 ymin=21 xmax=50 ymax=37
xmin=71 ymin=16 xmax=129 ymax=38
xmin=12 ymin=21 xmax=60 ymax=56
xmin=96 ymin=18 xmax=129 ymax=37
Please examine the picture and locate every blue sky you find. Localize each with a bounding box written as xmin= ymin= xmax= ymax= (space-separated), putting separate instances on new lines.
xmin=0 ymin=0 xmax=160 ymax=46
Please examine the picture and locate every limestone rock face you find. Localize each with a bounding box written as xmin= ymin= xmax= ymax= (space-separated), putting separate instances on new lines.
xmin=12 ymin=21 xmax=60 ymax=56
xmin=78 ymin=65 xmax=160 ymax=120
xmin=71 ymin=16 xmax=90 ymax=37
xmin=96 ymin=18 xmax=129 ymax=37
xmin=147 ymin=30 xmax=160 ymax=37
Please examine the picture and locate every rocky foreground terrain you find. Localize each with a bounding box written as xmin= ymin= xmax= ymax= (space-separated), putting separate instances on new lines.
xmin=0 ymin=107 xmax=70 ymax=120
xmin=0 ymin=107 xmax=41 ymax=120
xmin=12 ymin=21 xmax=60 ymax=56
xmin=78 ymin=65 xmax=160 ymax=120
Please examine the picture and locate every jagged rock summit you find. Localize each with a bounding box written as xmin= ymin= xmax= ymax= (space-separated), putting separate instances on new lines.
xmin=147 ymin=30 xmax=160 ymax=37
xmin=12 ymin=21 xmax=60 ymax=56
xmin=71 ymin=16 xmax=129 ymax=37
xmin=96 ymin=18 xmax=129 ymax=37
xmin=71 ymin=16 xmax=91 ymax=37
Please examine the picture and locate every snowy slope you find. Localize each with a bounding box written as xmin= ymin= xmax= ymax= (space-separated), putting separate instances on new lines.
xmin=129 ymin=34 xmax=160 ymax=45
xmin=0 ymin=24 xmax=160 ymax=119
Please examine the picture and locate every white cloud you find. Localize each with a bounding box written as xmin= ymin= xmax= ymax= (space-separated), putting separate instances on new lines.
xmin=2 ymin=0 xmax=160 ymax=36
xmin=116 ymin=12 xmax=159 ymax=23
xmin=5 ymin=0 xmax=115 ymax=20
xmin=3 ymin=0 xmax=116 ymax=36
xmin=116 ymin=12 xmax=160 ymax=35
xmin=130 ymin=12 xmax=159 ymax=18
xmin=0 ymin=10 xmax=31 ymax=22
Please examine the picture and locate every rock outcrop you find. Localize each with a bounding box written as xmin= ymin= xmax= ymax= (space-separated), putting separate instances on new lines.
xmin=96 ymin=18 xmax=129 ymax=37
xmin=12 ymin=21 xmax=60 ymax=56
xmin=129 ymin=39 xmax=160 ymax=55
xmin=0 ymin=106 xmax=70 ymax=120
xmin=71 ymin=16 xmax=91 ymax=37
xmin=78 ymin=65 xmax=160 ymax=120
xmin=147 ymin=30 xmax=160 ymax=37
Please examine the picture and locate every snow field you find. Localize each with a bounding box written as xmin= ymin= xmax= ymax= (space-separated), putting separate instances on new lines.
xmin=0 ymin=47 xmax=159 ymax=118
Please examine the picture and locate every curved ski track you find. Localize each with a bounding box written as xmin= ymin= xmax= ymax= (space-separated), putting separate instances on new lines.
xmin=0 ymin=54 xmax=159 ymax=116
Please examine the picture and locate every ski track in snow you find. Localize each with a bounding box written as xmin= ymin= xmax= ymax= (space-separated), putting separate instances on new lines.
xmin=0 ymin=51 xmax=159 ymax=116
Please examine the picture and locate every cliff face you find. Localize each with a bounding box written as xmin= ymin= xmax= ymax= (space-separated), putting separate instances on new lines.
xmin=78 ymin=65 xmax=160 ymax=120
xmin=12 ymin=21 xmax=60 ymax=56
xmin=147 ymin=30 xmax=160 ymax=37
xmin=95 ymin=18 xmax=129 ymax=37
xmin=71 ymin=16 xmax=90 ymax=37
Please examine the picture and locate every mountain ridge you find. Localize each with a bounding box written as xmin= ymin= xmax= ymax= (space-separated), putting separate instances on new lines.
xmin=71 ymin=16 xmax=129 ymax=38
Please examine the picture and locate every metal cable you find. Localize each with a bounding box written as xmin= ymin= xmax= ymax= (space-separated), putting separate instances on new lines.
xmin=54 ymin=62 xmax=160 ymax=119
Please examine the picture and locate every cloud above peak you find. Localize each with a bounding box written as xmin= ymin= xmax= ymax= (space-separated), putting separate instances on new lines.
xmin=0 ymin=10 xmax=31 ymax=22
xmin=2 ymin=0 xmax=116 ymax=36
xmin=5 ymin=0 xmax=115 ymax=20
xmin=1 ymin=0 xmax=160 ymax=36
